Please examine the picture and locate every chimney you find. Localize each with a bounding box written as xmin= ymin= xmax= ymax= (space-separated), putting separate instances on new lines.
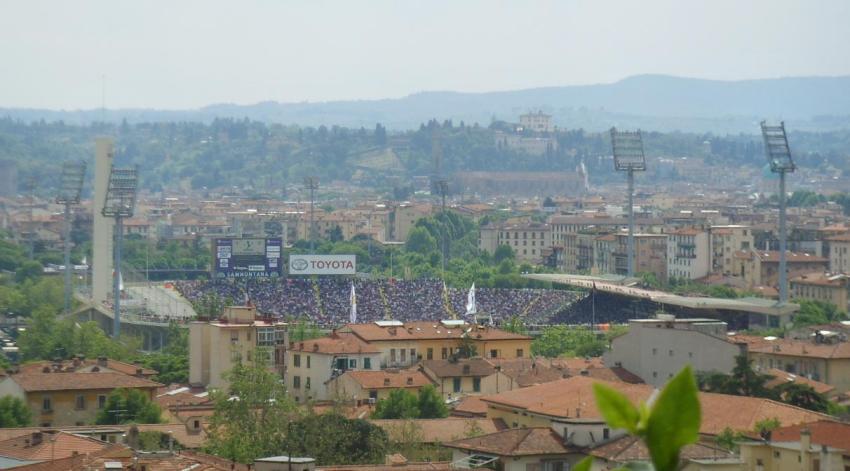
xmin=30 ymin=432 xmax=43 ymax=447
xmin=384 ymin=378 xmax=391 ymax=386
xmin=406 ymin=377 xmax=413 ymax=385
xmin=135 ymin=368 xmax=144 ymax=376
xmin=462 ymin=364 xmax=471 ymax=375
xmin=575 ymin=408 xmax=581 ymax=418
xmin=97 ymin=357 xmax=108 ymax=368
xmin=800 ymin=428 xmax=811 ymax=451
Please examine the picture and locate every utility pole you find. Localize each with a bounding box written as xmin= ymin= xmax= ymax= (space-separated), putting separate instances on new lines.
xmin=303 ymin=177 xmax=318 ymax=254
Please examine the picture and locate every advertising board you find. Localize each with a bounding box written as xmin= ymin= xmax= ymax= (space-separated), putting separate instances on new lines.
xmin=214 ymin=238 xmax=282 ymax=278
xmin=288 ymin=254 xmax=356 ymax=275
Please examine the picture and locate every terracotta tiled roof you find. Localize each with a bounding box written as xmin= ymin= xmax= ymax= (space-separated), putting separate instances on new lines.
xmin=289 ymin=333 xmax=380 ymax=354
xmin=342 ymin=369 xmax=433 ymax=389
xmin=318 ymin=462 xmax=451 ymax=471
xmin=422 ymin=359 xmax=496 ymax=378
xmin=589 ymin=435 xmax=733 ymax=463
xmin=345 ymin=322 xmax=530 ymax=342
xmin=748 ymin=338 xmax=850 ymax=359
xmin=791 ymin=272 xmax=849 ymax=287
xmin=771 ymin=420 xmax=850 ymax=451
xmin=370 ymin=418 xmax=506 ymax=443
xmin=6 ymin=372 xmax=162 ymax=392
xmin=452 ymin=396 xmax=488 ymax=417
xmin=762 ymin=368 xmax=836 ymax=396
xmin=17 ymin=359 xmax=157 ymax=377
xmin=481 ymin=376 xmax=830 ymax=435
xmin=443 ymin=427 xmax=572 ymax=456
xmin=0 ymin=431 xmax=109 ymax=461
xmin=753 ymin=251 xmax=828 ymax=263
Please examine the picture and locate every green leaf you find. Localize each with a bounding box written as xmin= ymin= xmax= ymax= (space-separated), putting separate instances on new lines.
xmin=593 ymin=383 xmax=641 ymax=434
xmin=645 ymin=366 xmax=701 ymax=471
xmin=572 ymin=456 xmax=593 ymax=471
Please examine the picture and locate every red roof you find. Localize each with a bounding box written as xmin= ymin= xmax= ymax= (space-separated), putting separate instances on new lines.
xmin=771 ymin=420 xmax=850 ymax=451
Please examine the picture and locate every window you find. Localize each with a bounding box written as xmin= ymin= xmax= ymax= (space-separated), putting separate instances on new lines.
xmin=603 ymin=428 xmax=610 ymax=439
xmin=490 ymin=349 xmax=498 ymax=358
xmin=652 ymin=348 xmax=657 ymax=355
xmin=257 ymin=327 xmax=275 ymax=346
xmin=391 ymin=349 xmax=397 ymax=363
xmin=349 ymin=359 xmax=357 ymax=369
xmin=411 ymin=349 xmax=416 ymax=360
xmin=364 ymin=358 xmax=371 ymax=370
xmin=453 ymin=378 xmax=462 ymax=393
xmin=427 ymin=348 xmax=433 ymax=360
xmin=305 ymin=377 xmax=311 ymax=390
xmin=473 ymin=378 xmax=481 ymax=392
xmin=75 ymin=395 xmax=86 ymax=410
xmin=441 ymin=348 xmax=448 ymax=359
xmin=401 ymin=349 xmax=407 ymax=363
xmin=668 ymin=349 xmax=673 ymax=357
xmin=293 ymin=354 xmax=301 ymax=367
xmin=516 ymin=349 xmax=524 ymax=358
xmin=652 ymin=371 xmax=658 ymax=379
xmin=230 ymin=331 xmax=239 ymax=343
xmin=42 ymin=396 xmax=52 ymax=412
xmin=689 ymin=352 xmax=693 ymax=358
xmin=293 ymin=376 xmax=301 ymax=389
xmin=369 ymin=390 xmax=378 ymax=400
xmin=98 ymin=395 xmax=107 ymax=410
xmin=306 ymin=355 xmax=311 ymax=369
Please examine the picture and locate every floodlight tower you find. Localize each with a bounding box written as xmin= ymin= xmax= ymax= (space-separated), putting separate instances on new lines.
xmin=436 ymin=179 xmax=449 ymax=275
xmin=101 ymin=165 xmax=138 ymax=337
xmin=56 ymin=161 xmax=87 ymax=314
xmin=761 ymin=121 xmax=796 ymax=304
xmin=610 ymin=128 xmax=646 ymax=278
xmin=303 ymin=176 xmax=319 ymax=254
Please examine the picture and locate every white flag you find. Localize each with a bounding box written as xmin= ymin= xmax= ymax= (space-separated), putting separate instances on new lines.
xmin=466 ymin=283 xmax=477 ymax=316
xmin=350 ymin=283 xmax=357 ymax=324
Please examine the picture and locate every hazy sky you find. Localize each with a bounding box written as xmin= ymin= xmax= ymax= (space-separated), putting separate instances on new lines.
xmin=2 ymin=0 xmax=849 ymax=110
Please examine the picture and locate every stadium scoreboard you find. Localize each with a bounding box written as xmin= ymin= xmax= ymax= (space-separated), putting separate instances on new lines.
xmin=214 ymin=238 xmax=282 ymax=278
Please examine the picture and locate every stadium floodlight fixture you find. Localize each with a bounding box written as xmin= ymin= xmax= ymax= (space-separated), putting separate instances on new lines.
xmin=101 ymin=165 xmax=139 ymax=337
xmin=56 ymin=160 xmax=87 ymax=314
xmin=761 ymin=121 xmax=795 ymax=173
xmin=761 ymin=121 xmax=794 ymax=304
xmin=610 ymin=128 xmax=646 ymax=172
xmin=610 ymin=127 xmax=646 ymax=278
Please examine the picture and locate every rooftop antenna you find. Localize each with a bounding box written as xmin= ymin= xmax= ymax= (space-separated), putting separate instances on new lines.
xmin=56 ymin=161 xmax=87 ymax=314
xmin=761 ymin=121 xmax=795 ymax=304
xmin=610 ymin=128 xmax=646 ymax=278
xmin=102 ymin=165 xmax=138 ymax=337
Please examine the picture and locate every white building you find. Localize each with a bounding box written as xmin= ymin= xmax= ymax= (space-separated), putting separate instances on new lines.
xmin=667 ymin=227 xmax=711 ymax=281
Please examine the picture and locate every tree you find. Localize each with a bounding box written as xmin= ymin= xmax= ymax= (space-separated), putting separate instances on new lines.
xmin=405 ymin=227 xmax=438 ymax=255
xmin=501 ymin=316 xmax=528 ymax=335
xmin=773 ymin=383 xmax=830 ymax=412
xmin=532 ymin=326 xmax=604 ymax=358
xmin=204 ymin=358 xmax=297 ymax=463
xmin=725 ymin=355 xmax=771 ymax=398
xmin=17 ymin=305 xmax=58 ymax=360
xmin=373 ymin=389 xmax=420 ymax=419
xmin=14 ymin=261 xmax=42 ymax=284
xmin=0 ymin=396 xmax=31 ymax=428
xmin=96 ymin=388 xmax=163 ymax=425
xmin=794 ymin=300 xmax=846 ymax=327
xmin=493 ymin=244 xmax=514 ymax=264
xmin=285 ymin=413 xmax=388 ymax=465
xmin=417 ymin=385 xmax=448 ymax=419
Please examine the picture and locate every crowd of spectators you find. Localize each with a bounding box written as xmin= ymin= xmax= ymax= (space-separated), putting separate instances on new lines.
xmin=174 ymin=278 xmax=582 ymax=327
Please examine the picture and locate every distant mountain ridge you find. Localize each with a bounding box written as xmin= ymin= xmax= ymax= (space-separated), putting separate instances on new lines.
xmin=3 ymin=74 xmax=850 ymax=133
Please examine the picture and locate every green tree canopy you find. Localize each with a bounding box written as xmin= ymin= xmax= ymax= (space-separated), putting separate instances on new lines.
xmin=284 ymin=413 xmax=388 ymax=466
xmin=0 ymin=396 xmax=31 ymax=428
xmin=417 ymin=384 xmax=448 ymax=419
xmin=96 ymin=388 xmax=162 ymax=425
xmin=373 ymin=389 xmax=420 ymax=419
xmin=405 ymin=227 xmax=437 ymax=255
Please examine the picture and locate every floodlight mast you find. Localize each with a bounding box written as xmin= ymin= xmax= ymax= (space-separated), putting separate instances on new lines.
xmin=303 ymin=177 xmax=319 ymax=254
xmin=610 ymin=128 xmax=647 ymax=278
xmin=101 ymin=165 xmax=139 ymax=337
xmin=56 ymin=161 xmax=87 ymax=314
xmin=436 ymin=179 xmax=449 ymax=276
xmin=761 ymin=121 xmax=795 ymax=304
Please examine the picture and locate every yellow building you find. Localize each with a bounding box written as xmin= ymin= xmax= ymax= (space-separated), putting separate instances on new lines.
xmin=711 ymin=225 xmax=754 ymax=276
xmin=420 ymin=358 xmax=515 ymax=399
xmin=341 ymin=320 xmax=532 ymax=368
xmin=0 ymin=368 xmax=162 ymax=427
xmin=791 ymin=272 xmax=849 ymax=312
xmin=189 ymin=305 xmax=288 ymax=390
xmin=327 ymin=368 xmax=433 ymax=403
xmin=739 ymin=421 xmax=850 ymax=471
xmin=747 ymin=337 xmax=850 ymax=393
xmin=828 ymin=233 xmax=850 ymax=275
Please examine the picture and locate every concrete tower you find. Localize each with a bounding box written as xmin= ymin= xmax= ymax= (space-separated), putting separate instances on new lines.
xmin=92 ymin=138 xmax=114 ymax=304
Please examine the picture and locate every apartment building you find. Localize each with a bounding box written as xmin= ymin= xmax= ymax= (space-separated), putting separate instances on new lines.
xmin=736 ymin=250 xmax=829 ymax=290
xmin=327 ymin=368 xmax=433 ymax=403
xmin=189 ymin=306 xmax=288 ymax=389
xmin=519 ymin=111 xmax=554 ymax=133
xmin=748 ymin=336 xmax=850 ymax=393
xmin=739 ymin=421 xmax=850 ymax=471
xmin=478 ymin=222 xmax=552 ymax=264
xmin=791 ymin=273 xmax=850 ymax=312
xmin=420 ymin=358 xmax=514 ymax=399
xmin=604 ymin=317 xmax=745 ymax=387
xmin=667 ymin=228 xmax=711 ymax=281
xmin=829 ymin=233 xmax=850 ymax=274
xmin=286 ymin=333 xmax=382 ymax=402
xmin=612 ymin=233 xmax=667 ymax=280
xmin=710 ymin=225 xmax=753 ymax=275
xmin=549 ymin=215 xmax=663 ymax=248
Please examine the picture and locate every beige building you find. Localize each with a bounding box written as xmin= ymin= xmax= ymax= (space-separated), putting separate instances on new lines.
xmin=739 ymin=421 xmax=850 ymax=471
xmin=478 ymin=222 xmax=552 ymax=264
xmin=189 ymin=306 xmax=288 ymax=390
xmin=605 ymin=317 xmax=746 ymax=387
xmin=327 ymin=368 xmax=433 ymax=403
xmin=736 ymin=250 xmax=829 ymax=291
xmin=667 ymin=228 xmax=711 ymax=281
xmin=828 ymin=233 xmax=850 ymax=274
xmin=747 ymin=336 xmax=850 ymax=393
xmin=420 ymin=358 xmax=514 ymax=400
xmin=791 ymin=273 xmax=850 ymax=312
xmin=617 ymin=233 xmax=667 ymax=280
xmin=710 ymin=225 xmax=753 ymax=275
xmin=286 ymin=332 xmax=382 ymax=403
xmin=519 ymin=111 xmax=554 ymax=133
xmin=393 ymin=203 xmax=433 ymax=242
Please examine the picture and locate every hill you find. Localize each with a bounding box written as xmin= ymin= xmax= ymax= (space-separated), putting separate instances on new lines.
xmin=2 ymin=75 xmax=850 ymax=133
